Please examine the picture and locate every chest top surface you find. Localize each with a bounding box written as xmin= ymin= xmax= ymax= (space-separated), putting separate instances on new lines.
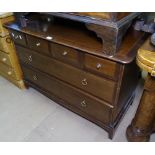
xmin=5 ymin=13 xmax=147 ymax=64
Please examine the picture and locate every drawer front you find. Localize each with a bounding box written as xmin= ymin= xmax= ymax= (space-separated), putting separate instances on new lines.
xmin=85 ymin=54 xmax=118 ymax=79
xmin=17 ymin=46 xmax=116 ymax=103
xmin=51 ymin=43 xmax=79 ymax=66
xmin=0 ymin=36 xmax=14 ymax=53
xmin=22 ymin=66 xmax=112 ymax=124
xmin=27 ymin=35 xmax=49 ymax=55
xmin=0 ymin=62 xmax=17 ymax=79
xmin=0 ymin=50 xmax=12 ymax=66
xmin=10 ymin=30 xmax=26 ymax=46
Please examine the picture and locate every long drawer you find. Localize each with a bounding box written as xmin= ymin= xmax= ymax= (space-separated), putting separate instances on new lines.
xmin=22 ymin=66 xmax=112 ymax=124
xmin=0 ymin=62 xmax=17 ymax=80
xmin=16 ymin=45 xmax=116 ymax=104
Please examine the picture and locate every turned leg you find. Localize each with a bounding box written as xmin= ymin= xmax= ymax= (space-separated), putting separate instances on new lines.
xmin=126 ymin=74 xmax=155 ymax=142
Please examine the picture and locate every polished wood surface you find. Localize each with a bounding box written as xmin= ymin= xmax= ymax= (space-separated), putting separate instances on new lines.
xmin=70 ymin=12 xmax=130 ymax=21
xmin=0 ymin=13 xmax=14 ymax=37
xmin=0 ymin=13 xmax=25 ymax=89
xmin=126 ymin=38 xmax=155 ymax=142
xmin=16 ymin=45 xmax=116 ymax=104
xmin=51 ymin=42 xmax=80 ymax=66
xmin=0 ymin=61 xmax=18 ymax=80
xmin=127 ymin=74 xmax=155 ymax=142
xmin=5 ymin=13 xmax=146 ymax=58
xmin=10 ymin=30 xmax=26 ymax=46
xmin=6 ymin=13 xmax=146 ymax=139
xmin=23 ymin=66 xmax=112 ymax=124
xmin=42 ymin=12 xmax=141 ymax=55
xmin=0 ymin=50 xmax=12 ymax=66
xmin=137 ymin=39 xmax=155 ymax=76
xmin=27 ymin=35 xmax=50 ymax=55
xmin=84 ymin=54 xmax=120 ymax=80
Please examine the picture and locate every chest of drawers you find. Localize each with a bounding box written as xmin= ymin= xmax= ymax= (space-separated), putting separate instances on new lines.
xmin=0 ymin=13 xmax=25 ymax=89
xmin=5 ymin=13 xmax=147 ymax=139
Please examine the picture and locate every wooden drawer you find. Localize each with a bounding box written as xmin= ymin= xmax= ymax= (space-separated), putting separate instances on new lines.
xmin=51 ymin=43 xmax=79 ymax=66
xmin=0 ymin=62 xmax=17 ymax=80
xmin=16 ymin=46 xmax=116 ymax=103
xmin=84 ymin=54 xmax=119 ymax=79
xmin=0 ymin=35 xmax=15 ymax=53
xmin=22 ymin=66 xmax=112 ymax=124
xmin=27 ymin=35 xmax=49 ymax=55
xmin=0 ymin=50 xmax=12 ymax=66
xmin=10 ymin=30 xmax=26 ymax=46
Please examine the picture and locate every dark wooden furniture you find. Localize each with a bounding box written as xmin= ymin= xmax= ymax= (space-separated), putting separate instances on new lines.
xmin=5 ymin=13 xmax=147 ymax=139
xmin=42 ymin=12 xmax=141 ymax=56
xmin=126 ymin=39 xmax=155 ymax=142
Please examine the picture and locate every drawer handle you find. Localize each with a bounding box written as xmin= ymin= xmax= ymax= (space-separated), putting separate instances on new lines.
xmin=2 ymin=58 xmax=7 ymax=62
xmin=33 ymin=75 xmax=38 ymax=81
xmin=96 ymin=63 xmax=102 ymax=69
xmin=6 ymin=37 xmax=12 ymax=44
xmin=7 ymin=71 xmax=12 ymax=75
xmin=62 ymin=51 xmax=68 ymax=56
xmin=15 ymin=35 xmax=19 ymax=39
xmin=11 ymin=32 xmax=15 ymax=37
xmin=36 ymin=42 xmax=41 ymax=47
xmin=28 ymin=55 xmax=33 ymax=62
xmin=19 ymin=35 xmax=22 ymax=40
xmin=81 ymin=100 xmax=87 ymax=108
xmin=81 ymin=78 xmax=88 ymax=86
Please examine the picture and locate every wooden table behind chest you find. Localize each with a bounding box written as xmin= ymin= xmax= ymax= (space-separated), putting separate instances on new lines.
xmin=5 ymin=13 xmax=147 ymax=139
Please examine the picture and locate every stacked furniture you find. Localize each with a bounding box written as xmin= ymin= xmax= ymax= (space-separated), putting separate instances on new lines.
xmin=0 ymin=12 xmax=25 ymax=89
xmin=5 ymin=12 xmax=147 ymax=139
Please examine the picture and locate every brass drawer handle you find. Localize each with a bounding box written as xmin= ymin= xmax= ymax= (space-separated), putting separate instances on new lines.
xmin=81 ymin=78 xmax=88 ymax=86
xmin=96 ymin=63 xmax=102 ymax=69
xmin=15 ymin=35 xmax=19 ymax=39
xmin=6 ymin=37 xmax=12 ymax=44
xmin=28 ymin=55 xmax=32 ymax=62
xmin=11 ymin=32 xmax=15 ymax=37
xmin=36 ymin=42 xmax=41 ymax=47
xmin=33 ymin=75 xmax=38 ymax=81
xmin=2 ymin=58 xmax=7 ymax=62
xmin=19 ymin=35 xmax=23 ymax=40
xmin=7 ymin=71 xmax=12 ymax=75
xmin=81 ymin=100 xmax=87 ymax=108
xmin=62 ymin=51 xmax=68 ymax=56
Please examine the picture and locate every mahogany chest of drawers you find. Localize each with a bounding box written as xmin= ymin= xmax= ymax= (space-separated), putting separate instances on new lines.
xmin=5 ymin=13 xmax=147 ymax=139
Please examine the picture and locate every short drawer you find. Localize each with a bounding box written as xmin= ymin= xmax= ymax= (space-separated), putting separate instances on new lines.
xmin=10 ymin=30 xmax=26 ymax=46
xmin=22 ymin=66 xmax=112 ymax=124
xmin=0 ymin=50 xmax=12 ymax=66
xmin=27 ymin=35 xmax=49 ymax=55
xmin=84 ymin=54 xmax=119 ymax=79
xmin=16 ymin=46 xmax=116 ymax=104
xmin=51 ymin=43 xmax=79 ymax=66
xmin=0 ymin=62 xmax=17 ymax=80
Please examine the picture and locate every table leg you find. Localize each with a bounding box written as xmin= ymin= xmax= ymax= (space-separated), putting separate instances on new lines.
xmin=126 ymin=74 xmax=155 ymax=142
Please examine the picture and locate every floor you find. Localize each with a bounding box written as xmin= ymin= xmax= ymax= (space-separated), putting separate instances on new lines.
xmin=0 ymin=76 xmax=155 ymax=142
